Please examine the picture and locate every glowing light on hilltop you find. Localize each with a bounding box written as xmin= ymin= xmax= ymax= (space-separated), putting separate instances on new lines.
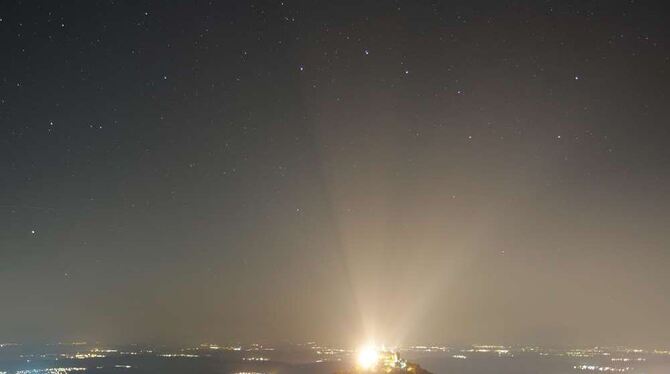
xmin=356 ymin=345 xmax=380 ymax=371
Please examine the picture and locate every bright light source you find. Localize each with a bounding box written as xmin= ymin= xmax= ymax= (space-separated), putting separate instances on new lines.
xmin=357 ymin=345 xmax=380 ymax=371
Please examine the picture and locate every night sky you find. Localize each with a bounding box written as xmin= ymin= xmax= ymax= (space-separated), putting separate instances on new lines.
xmin=1 ymin=1 xmax=669 ymax=348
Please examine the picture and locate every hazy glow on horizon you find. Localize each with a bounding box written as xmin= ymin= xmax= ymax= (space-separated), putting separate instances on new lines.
xmin=1 ymin=1 xmax=670 ymax=348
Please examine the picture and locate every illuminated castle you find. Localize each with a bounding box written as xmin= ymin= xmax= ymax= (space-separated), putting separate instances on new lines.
xmin=337 ymin=347 xmax=432 ymax=374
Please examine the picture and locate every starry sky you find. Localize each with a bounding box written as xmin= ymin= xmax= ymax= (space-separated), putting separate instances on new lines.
xmin=1 ymin=1 xmax=669 ymax=347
